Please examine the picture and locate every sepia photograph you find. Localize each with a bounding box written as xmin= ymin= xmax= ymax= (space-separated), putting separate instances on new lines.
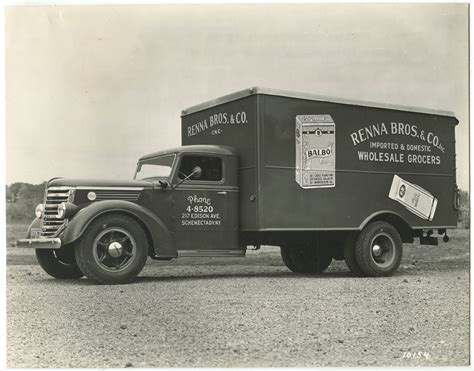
xmin=4 ymin=3 xmax=470 ymax=368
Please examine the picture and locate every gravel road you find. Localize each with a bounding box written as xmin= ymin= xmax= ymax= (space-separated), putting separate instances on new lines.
xmin=6 ymin=230 xmax=470 ymax=367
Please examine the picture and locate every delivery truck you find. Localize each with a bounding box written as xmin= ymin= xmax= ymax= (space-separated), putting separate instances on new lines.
xmin=18 ymin=87 xmax=460 ymax=284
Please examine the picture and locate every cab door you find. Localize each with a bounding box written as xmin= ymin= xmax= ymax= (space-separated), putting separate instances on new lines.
xmin=171 ymin=153 xmax=241 ymax=256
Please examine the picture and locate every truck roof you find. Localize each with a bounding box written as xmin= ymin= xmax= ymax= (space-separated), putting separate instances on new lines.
xmin=139 ymin=144 xmax=237 ymax=161
xmin=181 ymin=86 xmax=456 ymax=118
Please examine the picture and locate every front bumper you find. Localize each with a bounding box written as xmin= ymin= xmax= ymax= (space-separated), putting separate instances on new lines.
xmin=16 ymin=238 xmax=62 ymax=249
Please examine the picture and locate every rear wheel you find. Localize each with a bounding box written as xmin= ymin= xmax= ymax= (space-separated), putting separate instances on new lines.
xmin=355 ymin=221 xmax=403 ymax=277
xmin=281 ymin=245 xmax=332 ymax=274
xmin=280 ymin=247 xmax=297 ymax=272
xmin=75 ymin=214 xmax=148 ymax=284
xmin=36 ymin=248 xmax=84 ymax=279
xmin=343 ymin=233 xmax=365 ymax=277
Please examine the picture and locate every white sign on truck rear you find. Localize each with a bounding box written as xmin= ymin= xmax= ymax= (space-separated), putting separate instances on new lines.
xmin=295 ymin=114 xmax=336 ymax=189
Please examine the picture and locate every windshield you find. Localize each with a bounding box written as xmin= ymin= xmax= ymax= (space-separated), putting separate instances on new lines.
xmin=134 ymin=154 xmax=176 ymax=181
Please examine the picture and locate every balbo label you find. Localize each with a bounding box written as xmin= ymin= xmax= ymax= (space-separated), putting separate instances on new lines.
xmin=295 ymin=114 xmax=336 ymax=189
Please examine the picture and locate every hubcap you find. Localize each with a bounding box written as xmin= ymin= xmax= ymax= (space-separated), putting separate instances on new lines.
xmin=92 ymin=227 xmax=137 ymax=272
xmin=369 ymin=233 xmax=396 ymax=268
xmin=108 ymin=242 xmax=123 ymax=257
xmin=372 ymin=244 xmax=382 ymax=257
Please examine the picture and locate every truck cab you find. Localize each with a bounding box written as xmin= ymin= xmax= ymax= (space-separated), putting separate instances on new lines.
xmin=135 ymin=145 xmax=241 ymax=256
xmin=18 ymin=145 xmax=241 ymax=284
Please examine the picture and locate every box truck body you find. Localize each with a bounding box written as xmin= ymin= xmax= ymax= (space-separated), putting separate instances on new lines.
xmin=181 ymin=87 xmax=458 ymax=236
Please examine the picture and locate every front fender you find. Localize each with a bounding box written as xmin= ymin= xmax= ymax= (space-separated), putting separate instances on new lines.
xmin=61 ymin=200 xmax=176 ymax=258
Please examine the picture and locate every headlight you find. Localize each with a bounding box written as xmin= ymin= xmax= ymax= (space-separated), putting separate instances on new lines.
xmin=57 ymin=202 xmax=67 ymax=218
xmin=35 ymin=204 xmax=44 ymax=218
xmin=55 ymin=202 xmax=79 ymax=219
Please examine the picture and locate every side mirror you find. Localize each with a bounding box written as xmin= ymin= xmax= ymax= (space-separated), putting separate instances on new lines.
xmin=192 ymin=166 xmax=202 ymax=179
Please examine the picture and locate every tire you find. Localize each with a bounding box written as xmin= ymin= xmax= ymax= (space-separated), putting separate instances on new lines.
xmin=343 ymin=233 xmax=365 ymax=277
xmin=74 ymin=214 xmax=148 ymax=284
xmin=36 ymin=248 xmax=84 ymax=279
xmin=280 ymin=247 xmax=298 ymax=272
xmin=285 ymin=245 xmax=332 ymax=274
xmin=355 ymin=221 xmax=403 ymax=277
xmin=317 ymin=248 xmax=333 ymax=273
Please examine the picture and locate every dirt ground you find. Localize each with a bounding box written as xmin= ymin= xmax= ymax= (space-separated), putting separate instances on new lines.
xmin=6 ymin=229 xmax=470 ymax=367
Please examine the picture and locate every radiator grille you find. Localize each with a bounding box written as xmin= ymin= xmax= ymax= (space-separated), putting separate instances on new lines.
xmin=41 ymin=187 xmax=74 ymax=237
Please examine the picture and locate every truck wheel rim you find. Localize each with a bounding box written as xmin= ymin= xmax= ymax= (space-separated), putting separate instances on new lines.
xmin=369 ymin=232 xmax=396 ymax=269
xmin=92 ymin=227 xmax=137 ymax=272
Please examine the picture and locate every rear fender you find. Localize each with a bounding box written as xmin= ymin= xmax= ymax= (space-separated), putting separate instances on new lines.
xmin=359 ymin=210 xmax=414 ymax=243
xmin=61 ymin=200 xmax=176 ymax=258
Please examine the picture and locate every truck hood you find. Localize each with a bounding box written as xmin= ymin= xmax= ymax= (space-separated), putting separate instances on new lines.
xmin=47 ymin=177 xmax=152 ymax=189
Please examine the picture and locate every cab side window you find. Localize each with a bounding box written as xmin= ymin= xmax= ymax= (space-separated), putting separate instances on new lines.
xmin=178 ymin=156 xmax=223 ymax=182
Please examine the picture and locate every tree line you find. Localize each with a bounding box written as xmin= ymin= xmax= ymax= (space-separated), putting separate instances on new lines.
xmin=5 ymin=182 xmax=471 ymax=227
xmin=6 ymin=182 xmax=46 ymax=222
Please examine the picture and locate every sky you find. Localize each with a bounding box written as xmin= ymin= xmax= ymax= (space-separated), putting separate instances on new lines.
xmin=5 ymin=4 xmax=469 ymax=190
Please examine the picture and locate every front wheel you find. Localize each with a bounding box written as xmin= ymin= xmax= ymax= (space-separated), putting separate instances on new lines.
xmin=36 ymin=248 xmax=84 ymax=279
xmin=355 ymin=221 xmax=403 ymax=277
xmin=74 ymin=214 xmax=148 ymax=284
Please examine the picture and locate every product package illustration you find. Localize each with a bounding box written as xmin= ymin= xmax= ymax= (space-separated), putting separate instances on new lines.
xmin=295 ymin=114 xmax=336 ymax=188
xmin=388 ymin=174 xmax=438 ymax=220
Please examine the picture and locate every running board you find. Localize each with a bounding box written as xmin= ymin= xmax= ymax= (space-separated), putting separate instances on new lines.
xmin=178 ymin=250 xmax=246 ymax=257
